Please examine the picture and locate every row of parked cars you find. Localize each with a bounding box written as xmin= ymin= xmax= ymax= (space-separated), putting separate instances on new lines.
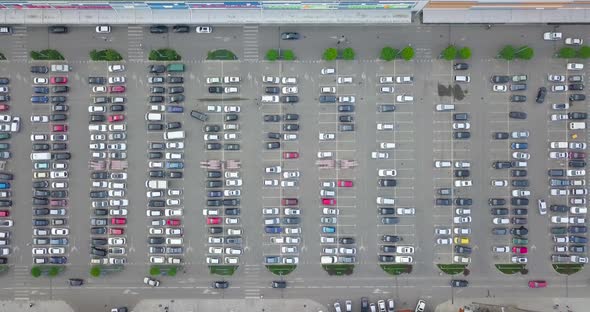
xmin=87 ymin=64 xmax=129 ymax=265
xmin=145 ymin=64 xmax=187 ymax=266
xmin=261 ymin=74 xmax=301 ymax=266
xmin=29 ymin=64 xmax=70 ymax=265
xmin=0 ymin=77 xmax=14 ymax=262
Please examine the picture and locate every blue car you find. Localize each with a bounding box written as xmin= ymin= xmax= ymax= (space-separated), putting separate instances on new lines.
xmin=0 ymin=182 xmax=10 ymax=189
xmin=166 ymin=161 xmax=184 ymax=169
xmin=322 ymin=226 xmax=336 ymax=233
xmin=207 ymin=191 xmax=222 ymax=198
xmin=167 ymin=105 xmax=183 ymax=113
xmin=511 ymin=142 xmax=528 ymax=150
xmin=265 ymin=226 xmax=282 ymax=234
xmin=33 ymin=86 xmax=49 ymax=94
xmin=31 ymin=96 xmax=49 ymax=103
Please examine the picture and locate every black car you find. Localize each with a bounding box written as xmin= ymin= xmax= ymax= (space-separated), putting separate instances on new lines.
xmin=339 ymin=237 xmax=355 ymax=244
xmin=206 ymin=180 xmax=223 ymax=188
xmin=167 ymin=122 xmax=181 ymax=129
xmin=224 ymin=143 xmax=240 ymax=151
xmin=378 ymin=179 xmax=397 ymax=187
xmin=52 ymin=86 xmax=69 ymax=93
xmin=454 ymin=131 xmax=470 ymax=139
xmin=51 ymin=114 xmax=67 ymax=122
xmin=510 ymin=84 xmax=527 ymax=91
xmin=570 ymin=236 xmax=587 ymax=243
xmin=381 ymin=245 xmax=397 ymax=252
xmin=283 ymin=124 xmax=299 ymax=131
xmin=265 ymin=86 xmax=280 ymax=94
xmin=339 ymin=124 xmax=354 ymax=132
xmin=148 ymin=152 xmax=163 ymax=159
xmin=569 ymin=112 xmax=588 ymax=120
xmin=68 ymin=279 xmax=84 ymax=286
xmin=149 ymin=200 xmax=165 ymax=207
xmin=550 ymin=205 xmax=568 ymax=212
xmin=510 ymin=95 xmax=527 ymax=102
xmin=338 ymin=105 xmax=354 ymax=112
xmin=53 ymin=152 xmax=71 ymax=160
xmin=454 ymin=246 xmax=472 ymax=254
xmin=31 ymin=66 xmax=49 ymax=74
xmin=264 ymin=115 xmax=280 ymax=122
xmin=207 ymin=171 xmax=222 ymax=178
xmin=454 ymin=63 xmax=469 ymax=70
xmin=512 ymin=179 xmax=529 ymax=187
xmin=513 ymin=208 xmax=528 ymax=215
xmin=492 ymin=228 xmax=508 ymax=235
xmin=89 ymin=115 xmax=105 ymax=123
xmin=169 ymin=87 xmax=184 ymax=94
xmin=493 ymin=132 xmax=509 ymax=140
xmin=169 ymin=95 xmax=184 ymax=103
xmin=93 ymin=208 xmax=108 ymax=216
xmin=147 ymin=123 xmax=164 ymax=131
xmin=49 ymin=256 xmax=67 ymax=264
xmin=451 ymin=280 xmax=468 ymax=287
xmin=206 ymin=143 xmax=222 ymax=150
xmin=0 ymin=173 xmax=13 ymax=180
xmin=436 ymin=198 xmax=452 ymax=206
xmin=569 ymin=83 xmax=584 ymax=91
xmin=569 ymin=94 xmax=586 ymax=101
xmin=172 ymin=25 xmax=189 ymax=33
xmin=536 ymin=87 xmax=546 ymax=103
xmin=209 ymin=86 xmax=223 ymax=94
xmin=148 ymin=65 xmax=166 ymax=74
xmin=52 ymin=143 xmax=67 ymax=151
xmin=272 ymin=281 xmax=287 ymax=288
xmin=88 ymin=77 xmax=106 ymax=84
xmin=511 ymin=197 xmax=529 ymax=206
xmin=510 ymin=226 xmax=528 ymax=236
xmin=213 ymin=281 xmax=229 ymax=289
xmin=149 ymin=170 xmax=164 ymax=178
xmin=150 ymin=25 xmax=168 ymax=33
xmin=148 ymin=237 xmax=166 ymax=244
xmin=33 ymin=86 xmax=49 ymax=94
xmin=568 ymin=226 xmax=587 ymax=233
xmin=203 ymin=125 xmax=220 ymax=133
xmin=493 ymin=161 xmax=511 ymax=169
xmin=151 ymin=86 xmax=165 ymax=94
xmin=454 ymin=170 xmax=470 ymax=177
xmin=488 ymin=198 xmax=506 ymax=206
xmin=226 ymin=208 xmax=240 ymax=216
xmin=49 ymin=26 xmax=68 ymax=33
xmin=110 ymin=105 xmax=125 ymax=112
xmin=339 ymin=115 xmax=354 ymax=122
xmin=91 ymin=238 xmax=107 ymax=246
xmin=32 ymin=144 xmax=50 ymax=151
xmin=33 ymin=190 xmax=50 ymax=197
xmin=379 ymin=255 xmax=395 ymax=262
xmin=511 ymin=169 xmax=527 ymax=177
xmin=90 ymin=227 xmax=106 ymax=235
xmin=453 ymin=113 xmax=469 ymax=121
xmin=284 ymin=113 xmax=299 ymax=121
xmin=491 ymin=208 xmax=509 ymax=215
xmin=491 ymin=75 xmax=510 ymax=83
xmin=0 ymin=78 xmax=8 ymax=85
xmin=90 ymin=191 xmax=108 ymax=199
xmin=509 ymin=111 xmax=527 ymax=119
xmin=280 ymin=96 xmax=299 ymax=103
xmin=379 ymin=207 xmax=395 ymax=215
xmin=149 ymin=96 xmax=164 ymax=103
xmin=382 ymin=235 xmax=400 ymax=242
xmin=91 ymin=171 xmax=108 ymax=179
xmin=266 ymin=142 xmax=280 ymax=150
xmin=512 ymin=217 xmax=527 ymax=225
xmin=455 ymin=198 xmax=472 ymax=206
xmin=209 ymin=227 xmax=223 ymax=234
xmin=378 ymin=104 xmax=395 ymax=112
xmin=267 ymin=132 xmax=281 ymax=139
xmin=168 ymin=76 xmax=183 ymax=84
xmin=50 ymin=96 xmax=67 ymax=103
xmin=33 ymin=219 xmax=49 ymax=226
xmin=320 ymin=95 xmax=337 ymax=103
xmin=33 ymin=181 xmax=49 ymax=189
xmin=225 ymin=114 xmax=238 ymax=122
xmin=168 ymin=171 xmax=182 ymax=179
xmin=281 ymin=32 xmax=300 ymax=40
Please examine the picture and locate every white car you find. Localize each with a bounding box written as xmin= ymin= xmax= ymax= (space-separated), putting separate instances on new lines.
xmin=569 ymin=142 xmax=587 ymax=150
xmin=166 ymin=142 xmax=184 ymax=149
xmin=264 ymin=179 xmax=279 ymax=186
xmin=377 ymin=123 xmax=394 ymax=131
xmin=543 ymin=32 xmax=562 ymax=40
xmin=224 ymin=189 xmax=241 ymax=197
xmin=285 ymin=208 xmax=300 ymax=215
xmin=283 ymin=133 xmax=297 ymax=141
xmin=225 ymin=217 xmax=240 ymax=225
xmin=454 ymin=161 xmax=470 ymax=168
xmin=281 ymin=77 xmax=297 ymax=84
xmin=49 ymin=247 xmax=65 ymax=255
xmin=454 ymin=256 xmax=471 ymax=263
xmin=512 ymin=189 xmax=531 ymax=197
xmin=95 ymin=25 xmax=111 ymax=33
xmin=281 ymin=180 xmax=297 ymax=187
xmin=452 ymin=122 xmax=470 ymax=130
xmin=379 ymin=142 xmax=395 ymax=149
xmin=396 ymin=207 xmax=415 ymax=215
xmin=33 ymin=77 xmax=48 ymax=85
xmin=491 ymin=180 xmax=508 ymax=187
xmin=50 ymin=171 xmax=68 ymax=179
xmin=165 ymin=209 xmax=183 ymax=216
xmin=371 ymin=152 xmax=389 ymax=159
xmin=567 ymin=63 xmax=584 ymax=70
xmin=568 ymin=169 xmax=585 ymax=177
xmin=150 ymin=105 xmax=165 ymax=112
xmin=281 ymin=246 xmax=297 ymax=254
xmin=224 ymin=87 xmax=239 ymax=94
xmin=262 ymin=208 xmax=279 ymax=215
xmin=551 ymin=85 xmax=568 ymax=92
xmin=203 ymin=209 xmax=219 ymax=216
xmin=493 ymin=246 xmax=510 ymax=253
xmin=265 ymin=166 xmax=281 ymax=173
xmin=337 ymin=76 xmax=353 ymax=84
xmin=492 ymin=218 xmax=509 ymax=225
xmin=166 ymin=199 xmax=181 ymax=206
xmin=396 ymin=95 xmax=413 ymax=103
xmin=319 ymin=133 xmax=336 ymax=140
xmin=108 ymin=76 xmax=125 ymax=84
xmin=283 ymin=171 xmax=300 ymax=178
xmin=226 ymin=179 xmax=242 ymax=186
xmin=88 ymin=105 xmax=106 ymax=113
xmin=321 ymin=68 xmax=336 ymax=75
xmin=323 ymin=208 xmax=339 ymax=215
xmin=548 ymin=74 xmax=566 ymax=82
xmin=512 ymin=152 xmax=530 ymax=160
xmin=511 ymin=256 xmax=527 ymax=264
xmin=30 ymin=134 xmax=47 ymax=141
xmin=209 ymin=247 xmax=223 ymax=254
xmin=569 ymin=217 xmax=586 ymax=224
xmin=338 ymin=96 xmax=355 ymax=103
xmin=435 ymin=228 xmax=451 ymax=235
xmin=493 ymin=84 xmax=507 ymax=92
xmin=206 ymin=77 xmax=221 ymax=84
xmin=379 ymin=76 xmax=394 ymax=84
xmin=551 ymin=216 xmax=569 ymax=224
xmin=454 ymin=180 xmax=472 ymax=187
xmin=570 ymin=207 xmax=588 ymax=214
xmin=321 ymin=86 xmax=336 ymax=94
xmin=196 ymin=26 xmax=213 ymax=33
xmin=223 ymin=76 xmax=240 ymax=84
xmin=380 ymin=86 xmax=394 ymax=93
xmin=436 ymin=238 xmax=451 ymax=245
xmin=224 ymin=106 xmax=241 ymax=113
xmin=454 ymin=227 xmax=471 ymax=235
xmin=108 ymin=189 xmax=125 ymax=197
xmin=108 ymin=64 xmax=125 ymax=72
xmin=108 ymin=237 xmax=125 ymax=245
xmin=51 ymin=228 xmax=68 ymax=235
xmin=454 ymin=216 xmax=472 ymax=224
xmin=434 ymin=160 xmax=452 ymax=168
xmin=262 ymin=76 xmax=279 ymax=84
xmin=225 ymin=247 xmax=242 ymax=255
xmin=565 ymin=38 xmax=583 ymax=45
xmin=552 ymin=103 xmax=569 ymax=110
xmin=378 ymin=169 xmax=396 ymax=177
xmin=110 ymin=208 xmax=127 ymax=216
xmin=395 ymin=76 xmax=413 ymax=84
xmin=224 ymin=133 xmax=238 ymax=140
xmin=282 ymin=86 xmax=298 ymax=94
xmin=31 ymin=115 xmax=49 ymax=123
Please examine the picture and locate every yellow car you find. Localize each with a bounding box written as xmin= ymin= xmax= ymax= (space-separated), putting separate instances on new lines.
xmin=454 ymin=236 xmax=470 ymax=245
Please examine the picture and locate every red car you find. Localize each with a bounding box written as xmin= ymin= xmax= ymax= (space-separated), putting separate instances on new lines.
xmin=109 ymin=228 xmax=124 ymax=235
xmin=512 ymin=246 xmax=528 ymax=254
xmin=0 ymin=210 xmax=9 ymax=217
xmin=109 ymin=85 xmax=125 ymax=93
xmin=283 ymin=152 xmax=299 ymax=159
xmin=111 ymin=218 xmax=126 ymax=225
xmin=322 ymin=198 xmax=336 ymax=205
xmin=207 ymin=217 xmax=221 ymax=225
xmin=568 ymin=152 xmax=586 ymax=159
xmin=338 ymin=180 xmax=353 ymax=187
xmin=528 ymin=280 xmax=547 ymax=288
xmin=50 ymin=76 xmax=67 ymax=84
xmin=108 ymin=114 xmax=125 ymax=122
xmin=281 ymin=198 xmax=298 ymax=206
xmin=0 ymin=104 xmax=9 ymax=111
xmin=52 ymin=124 xmax=68 ymax=132
xmin=167 ymin=219 xmax=181 ymax=226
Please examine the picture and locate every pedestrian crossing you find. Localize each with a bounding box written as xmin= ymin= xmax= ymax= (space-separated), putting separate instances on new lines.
xmin=127 ymin=26 xmax=144 ymax=62
xmin=242 ymin=264 xmax=261 ymax=298
xmin=10 ymin=26 xmax=28 ymax=62
xmin=242 ymin=25 xmax=259 ymax=62
xmin=14 ymin=266 xmax=29 ymax=300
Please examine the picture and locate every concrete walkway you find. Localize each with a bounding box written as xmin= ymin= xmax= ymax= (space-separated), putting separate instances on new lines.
xmin=435 ymin=298 xmax=589 ymax=312
xmin=0 ymin=300 xmax=73 ymax=312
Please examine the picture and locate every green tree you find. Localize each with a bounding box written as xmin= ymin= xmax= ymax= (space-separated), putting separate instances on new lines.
xmin=441 ymin=45 xmax=457 ymax=61
xmin=150 ymin=266 xmax=161 ymax=276
xmin=48 ymin=267 xmax=59 ymax=277
xmin=323 ymin=48 xmax=338 ymax=61
xmin=558 ymin=47 xmax=576 ymax=58
xmin=400 ymin=46 xmax=415 ymax=61
xmin=516 ymin=46 xmax=534 ymax=60
xmin=104 ymin=49 xmax=123 ymax=61
xmin=577 ymin=46 xmax=590 ymax=58
xmin=342 ymin=48 xmax=355 ymax=60
xmin=265 ymin=49 xmax=279 ymax=61
xmin=168 ymin=267 xmax=177 ymax=277
xmin=281 ymin=49 xmax=295 ymax=61
xmin=90 ymin=266 xmax=101 ymax=277
xmin=380 ymin=47 xmax=396 ymax=61
xmin=498 ymin=45 xmax=516 ymax=61
xmin=458 ymin=47 xmax=472 ymax=60
xmin=31 ymin=267 xmax=42 ymax=278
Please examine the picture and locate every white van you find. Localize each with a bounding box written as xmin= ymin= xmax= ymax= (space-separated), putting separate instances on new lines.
xmin=145 ymin=113 xmax=163 ymax=121
xmin=164 ymin=131 xmax=185 ymax=140
xmin=165 ymin=238 xmax=183 ymax=245
xmin=570 ymin=122 xmax=586 ymax=130
xmin=30 ymin=153 xmax=51 ymax=161
xmin=436 ymin=104 xmax=455 ymax=111
xmin=261 ymin=95 xmax=279 ymax=103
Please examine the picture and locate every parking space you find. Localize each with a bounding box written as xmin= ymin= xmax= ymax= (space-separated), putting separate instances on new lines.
xmin=0 ymin=74 xmax=14 ymax=265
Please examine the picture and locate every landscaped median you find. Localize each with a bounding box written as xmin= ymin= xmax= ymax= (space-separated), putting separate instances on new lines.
xmin=30 ymin=49 xmax=64 ymax=61
xmin=89 ymin=265 xmax=124 ymax=277
xmin=553 ymin=264 xmax=584 ymax=275
xmin=322 ymin=264 xmax=354 ymax=276
xmin=207 ymin=49 xmax=237 ymax=61
xmin=266 ymin=265 xmax=296 ymax=276
xmin=437 ymin=264 xmax=466 ymax=275
xmin=381 ymin=264 xmax=412 ymax=276
xmin=495 ymin=264 xmax=526 ymax=275
xmin=149 ymin=265 xmax=179 ymax=277
xmin=209 ymin=265 xmax=238 ymax=276
xmin=31 ymin=265 xmax=65 ymax=278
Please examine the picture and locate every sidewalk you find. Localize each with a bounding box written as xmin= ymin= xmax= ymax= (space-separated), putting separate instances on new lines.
xmin=435 ymin=298 xmax=589 ymax=312
xmin=134 ymin=299 xmax=327 ymax=312
xmin=0 ymin=300 xmax=73 ymax=312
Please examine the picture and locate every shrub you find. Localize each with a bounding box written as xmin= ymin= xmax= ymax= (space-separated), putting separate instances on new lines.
xmin=400 ymin=46 xmax=415 ymax=61
xmin=150 ymin=266 xmax=161 ymax=276
xmin=149 ymin=49 xmax=181 ymax=61
xmin=342 ymin=48 xmax=355 ymax=60
xmin=265 ymin=49 xmax=279 ymax=61
xmin=458 ymin=47 xmax=471 ymax=59
xmin=441 ymin=45 xmax=457 ymax=61
xmin=516 ymin=46 xmax=534 ymax=60
xmin=168 ymin=267 xmax=177 ymax=277
xmin=89 ymin=49 xmax=123 ymax=61
xmin=281 ymin=49 xmax=295 ymax=61
xmin=498 ymin=45 xmax=516 ymax=61
xmin=30 ymin=49 xmax=65 ymax=61
xmin=90 ymin=266 xmax=101 ymax=277
xmin=323 ymin=48 xmax=338 ymax=61
xmin=380 ymin=47 xmax=396 ymax=61
xmin=577 ymin=46 xmax=590 ymax=58
xmin=31 ymin=267 xmax=42 ymax=278
xmin=558 ymin=47 xmax=576 ymax=59
xmin=48 ymin=267 xmax=59 ymax=277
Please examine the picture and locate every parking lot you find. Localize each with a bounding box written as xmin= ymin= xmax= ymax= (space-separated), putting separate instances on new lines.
xmin=0 ymin=25 xmax=588 ymax=311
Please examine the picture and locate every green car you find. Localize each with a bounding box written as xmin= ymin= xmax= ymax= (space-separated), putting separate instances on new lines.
xmin=0 ymin=143 xmax=8 ymax=150
xmin=0 ymin=133 xmax=10 ymax=140
xmin=512 ymin=237 xmax=528 ymax=245
xmin=550 ymin=227 xmax=567 ymax=235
